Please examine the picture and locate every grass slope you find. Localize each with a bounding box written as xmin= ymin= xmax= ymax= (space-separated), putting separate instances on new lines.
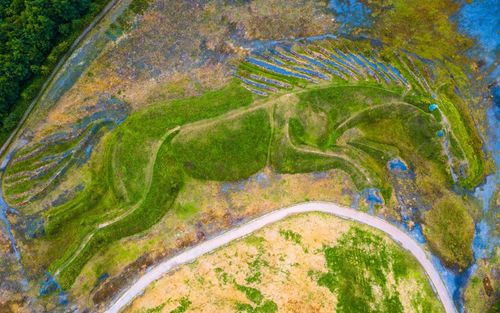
xmin=6 ymin=46 xmax=484 ymax=290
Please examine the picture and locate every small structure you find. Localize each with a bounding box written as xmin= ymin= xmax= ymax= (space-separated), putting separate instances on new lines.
xmin=429 ymin=103 xmax=438 ymax=112
xmin=436 ymin=130 xmax=445 ymax=138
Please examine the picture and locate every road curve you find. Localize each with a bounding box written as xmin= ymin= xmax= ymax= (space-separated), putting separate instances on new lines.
xmin=105 ymin=201 xmax=456 ymax=313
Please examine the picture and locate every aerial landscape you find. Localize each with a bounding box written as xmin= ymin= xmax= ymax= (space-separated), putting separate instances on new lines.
xmin=0 ymin=0 xmax=498 ymax=312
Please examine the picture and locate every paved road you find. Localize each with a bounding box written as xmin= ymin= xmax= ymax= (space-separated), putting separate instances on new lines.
xmin=105 ymin=201 xmax=456 ymax=313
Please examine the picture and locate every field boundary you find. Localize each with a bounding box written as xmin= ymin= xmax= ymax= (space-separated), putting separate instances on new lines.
xmin=105 ymin=201 xmax=456 ymax=313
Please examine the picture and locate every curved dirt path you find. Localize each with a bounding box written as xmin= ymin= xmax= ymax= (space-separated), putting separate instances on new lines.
xmin=105 ymin=201 xmax=456 ymax=313
xmin=283 ymin=122 xmax=374 ymax=184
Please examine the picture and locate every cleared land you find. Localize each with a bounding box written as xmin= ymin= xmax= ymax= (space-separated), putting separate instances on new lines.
xmin=121 ymin=210 xmax=445 ymax=313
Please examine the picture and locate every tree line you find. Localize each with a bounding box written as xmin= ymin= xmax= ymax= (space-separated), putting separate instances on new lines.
xmin=0 ymin=0 xmax=107 ymax=143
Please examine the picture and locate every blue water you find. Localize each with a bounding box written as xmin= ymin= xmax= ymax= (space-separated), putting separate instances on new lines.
xmin=326 ymin=54 xmax=356 ymax=74
xmin=237 ymin=34 xmax=338 ymax=54
xmin=431 ymin=254 xmax=475 ymax=309
xmin=40 ymin=272 xmax=68 ymax=305
xmin=294 ymin=53 xmax=331 ymax=72
xmin=97 ymin=272 xmax=110 ymax=282
xmin=358 ymin=53 xmax=392 ymax=84
xmin=261 ymin=54 xmax=286 ymax=66
xmin=242 ymin=85 xmax=268 ymax=97
xmin=0 ymin=190 xmax=21 ymax=262
xmin=406 ymin=79 xmax=500 ymax=313
xmin=269 ymin=49 xmax=295 ymax=63
xmin=330 ymin=52 xmax=364 ymax=76
xmin=328 ymin=0 xmax=373 ymax=34
xmin=348 ymin=52 xmax=377 ymax=77
xmin=405 ymin=222 xmax=426 ymax=244
xmin=470 ymin=86 xmax=500 ymax=263
xmin=457 ymin=0 xmax=500 ymax=68
xmin=292 ymin=66 xmax=329 ymax=80
xmin=303 ymin=33 xmax=337 ymax=42
xmin=387 ymin=63 xmax=409 ymax=85
xmin=362 ymin=187 xmax=383 ymax=214
xmin=246 ymin=57 xmax=313 ymax=81
xmin=248 ymin=74 xmax=290 ymax=88
xmin=442 ymin=3 xmax=500 ymax=310
xmin=317 ymin=57 xmax=350 ymax=77
xmin=0 ymin=141 xmax=29 ymax=290
xmin=0 ymin=142 xmax=27 ymax=262
xmin=388 ymin=158 xmax=408 ymax=171
xmin=336 ymin=50 xmax=358 ymax=68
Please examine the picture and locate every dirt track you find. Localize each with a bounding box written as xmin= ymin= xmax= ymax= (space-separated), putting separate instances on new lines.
xmin=105 ymin=201 xmax=456 ymax=313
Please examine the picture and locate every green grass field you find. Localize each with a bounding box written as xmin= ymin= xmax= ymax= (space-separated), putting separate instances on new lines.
xmin=317 ymin=226 xmax=443 ymax=313
xmin=3 ymin=40 xmax=486 ymax=290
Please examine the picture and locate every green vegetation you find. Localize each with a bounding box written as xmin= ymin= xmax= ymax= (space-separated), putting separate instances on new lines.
xmin=279 ymin=229 xmax=302 ymax=245
xmin=364 ymin=0 xmax=472 ymax=60
xmin=3 ymin=120 xmax=113 ymax=206
xmin=109 ymin=0 xmax=150 ymax=33
xmin=169 ymin=297 xmax=191 ymax=313
xmin=235 ymin=284 xmax=278 ymax=313
xmin=7 ymin=34 xmax=486 ymax=292
xmin=30 ymin=77 xmax=478 ymax=288
xmin=42 ymin=81 xmax=256 ymax=288
xmin=0 ymin=0 xmax=110 ymax=144
xmin=150 ymin=214 xmax=443 ymax=313
xmin=245 ymin=248 xmax=268 ymax=284
xmin=174 ymin=203 xmax=199 ymax=220
xmin=141 ymin=303 xmax=165 ymax=313
xmin=171 ymin=109 xmax=271 ymax=181
xmin=423 ymin=196 xmax=475 ymax=270
xmin=286 ymin=84 xmax=445 ymax=203
xmin=317 ymin=227 xmax=443 ymax=313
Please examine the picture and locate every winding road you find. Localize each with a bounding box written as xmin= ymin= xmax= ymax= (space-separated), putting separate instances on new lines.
xmin=105 ymin=201 xmax=456 ymax=313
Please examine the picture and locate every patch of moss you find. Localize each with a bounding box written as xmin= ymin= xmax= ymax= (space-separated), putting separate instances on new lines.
xmin=423 ymin=196 xmax=474 ymax=270
xmin=317 ymin=226 xmax=442 ymax=313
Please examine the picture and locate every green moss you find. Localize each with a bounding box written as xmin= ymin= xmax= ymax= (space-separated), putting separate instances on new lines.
xmin=317 ymin=226 xmax=443 ymax=313
xmin=245 ymin=253 xmax=268 ymax=284
xmin=423 ymin=196 xmax=475 ymax=270
xmin=169 ymin=297 xmax=191 ymax=313
xmin=235 ymin=284 xmax=278 ymax=313
xmin=57 ymin=134 xmax=183 ymax=288
xmin=174 ymin=203 xmax=200 ymax=220
xmin=279 ymin=229 xmax=302 ymax=245
xmin=139 ymin=303 xmax=165 ymax=313
xmin=236 ymin=284 xmax=265 ymax=304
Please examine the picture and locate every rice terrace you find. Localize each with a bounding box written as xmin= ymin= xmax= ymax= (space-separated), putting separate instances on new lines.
xmin=0 ymin=1 xmax=498 ymax=313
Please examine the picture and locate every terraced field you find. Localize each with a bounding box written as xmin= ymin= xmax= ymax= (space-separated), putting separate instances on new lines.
xmin=1 ymin=39 xmax=484 ymax=295
xmin=3 ymin=99 xmax=128 ymax=209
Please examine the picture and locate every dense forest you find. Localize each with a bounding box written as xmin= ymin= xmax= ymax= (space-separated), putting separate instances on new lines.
xmin=0 ymin=0 xmax=108 ymax=143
